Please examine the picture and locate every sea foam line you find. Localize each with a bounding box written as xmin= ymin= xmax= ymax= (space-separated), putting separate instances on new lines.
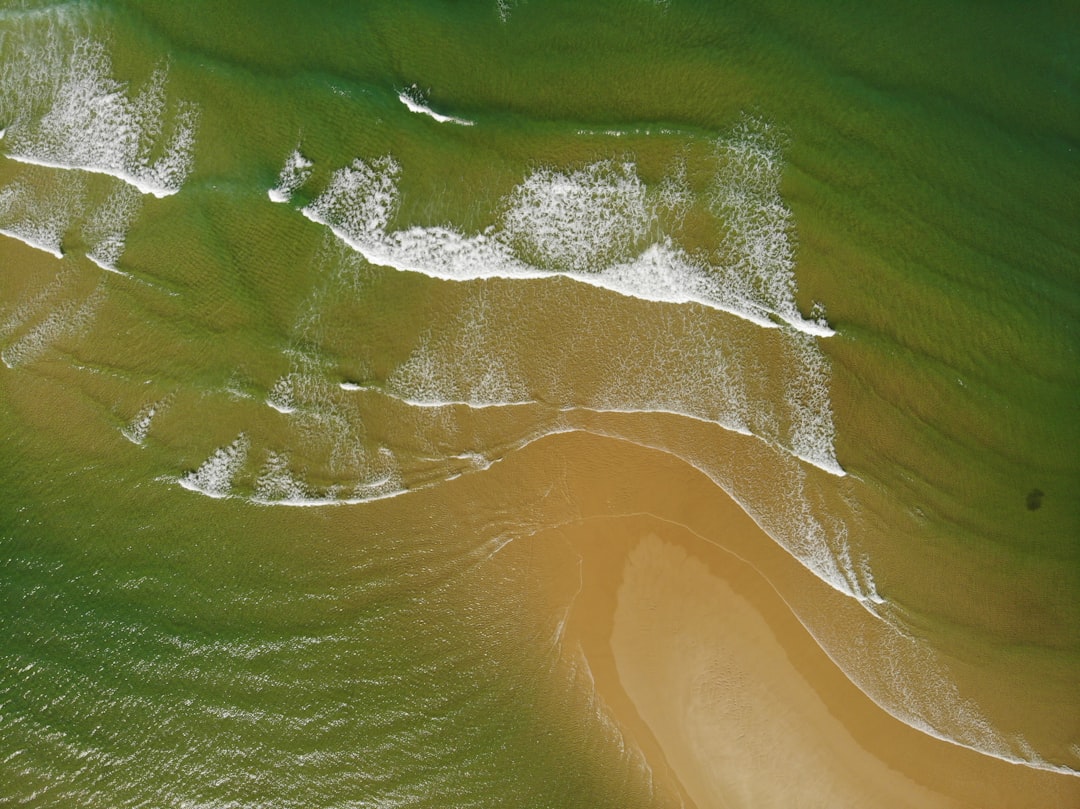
xmin=0 ymin=226 xmax=63 ymax=259
xmin=2 ymin=152 xmax=178 ymax=199
xmin=163 ymin=421 xmax=862 ymax=699
xmin=86 ymin=252 xmax=130 ymax=277
xmin=506 ymin=500 xmax=1077 ymax=778
xmin=161 ymin=421 xmax=1077 ymax=775
xmin=174 ymin=469 xmax=409 ymax=508
xmin=339 ymin=382 xmax=537 ymax=410
xmin=162 ymin=399 xmax=1062 ymax=775
xmin=339 ymin=383 xmax=846 ymax=477
xmin=248 ymin=484 xmax=408 ymax=508
xmin=295 ymin=151 xmax=834 ymax=336
xmin=397 ymin=90 xmax=474 ymax=126
xmin=301 ymin=205 xmax=832 ymax=336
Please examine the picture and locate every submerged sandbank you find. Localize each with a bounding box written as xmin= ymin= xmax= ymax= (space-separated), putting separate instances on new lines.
xmin=529 ymin=438 xmax=1080 ymax=808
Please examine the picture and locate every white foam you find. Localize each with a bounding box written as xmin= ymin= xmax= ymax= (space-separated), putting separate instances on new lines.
xmin=86 ymin=252 xmax=130 ymax=277
xmin=249 ymin=486 xmax=409 ymax=508
xmin=304 ymin=204 xmax=795 ymax=330
xmin=653 ymin=159 xmax=693 ymax=222
xmin=248 ymin=448 xmax=405 ymax=507
xmin=121 ymin=400 xmax=162 ymax=445
xmin=575 ymin=403 xmax=754 ymax=437
xmin=266 ymin=374 xmax=298 ymax=413
xmin=83 ymin=182 xmax=142 ymax=271
xmin=397 ymin=88 xmax=474 ymax=126
xmin=575 ymin=403 xmax=849 ymax=477
xmin=3 ymin=152 xmax=178 ymax=199
xmin=252 ymin=451 xmax=311 ymax=503
xmin=299 ymin=154 xmax=833 ymax=336
xmin=386 ymin=297 xmax=530 ymax=407
xmin=268 ymin=148 xmax=313 ymax=203
xmin=1 ymin=280 xmax=104 ymax=368
xmin=0 ymin=173 xmax=84 ymax=260
xmin=371 ymin=283 xmax=842 ymax=475
xmin=346 ymin=386 xmax=536 ymax=410
xmin=0 ymin=268 xmax=73 ymax=341
xmin=0 ymin=226 xmax=63 ymax=258
xmin=178 ymin=434 xmax=249 ymax=498
xmin=495 ymin=0 xmax=515 ymax=23
xmin=709 ymin=119 xmax=832 ymax=334
xmin=301 ymin=155 xmax=400 ymax=242
xmin=270 ymin=360 xmax=369 ymax=473
xmin=355 ymin=383 xmax=847 ymax=479
xmin=784 ymin=330 xmax=845 ymax=476
xmin=500 ymin=161 xmax=648 ymax=272
xmin=1 ymin=37 xmax=199 ymax=198
xmin=351 ymin=450 xmax=405 ymax=500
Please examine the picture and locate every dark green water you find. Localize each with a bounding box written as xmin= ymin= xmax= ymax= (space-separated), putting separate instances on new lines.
xmin=0 ymin=0 xmax=1077 ymax=805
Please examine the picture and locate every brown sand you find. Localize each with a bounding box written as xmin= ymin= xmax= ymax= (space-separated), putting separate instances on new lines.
xmin=527 ymin=432 xmax=1080 ymax=809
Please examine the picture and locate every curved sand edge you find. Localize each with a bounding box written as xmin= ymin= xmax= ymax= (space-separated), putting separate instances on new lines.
xmin=555 ymin=510 xmax=1080 ymax=809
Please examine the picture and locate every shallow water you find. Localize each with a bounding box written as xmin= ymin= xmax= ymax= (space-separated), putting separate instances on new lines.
xmin=1 ymin=0 xmax=1077 ymax=804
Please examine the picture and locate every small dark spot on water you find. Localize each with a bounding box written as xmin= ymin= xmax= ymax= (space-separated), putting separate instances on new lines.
xmin=1025 ymin=488 xmax=1044 ymax=511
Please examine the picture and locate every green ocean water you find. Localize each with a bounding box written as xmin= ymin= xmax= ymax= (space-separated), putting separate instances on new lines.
xmin=0 ymin=0 xmax=1077 ymax=805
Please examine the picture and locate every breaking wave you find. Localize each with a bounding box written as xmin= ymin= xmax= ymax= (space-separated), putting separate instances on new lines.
xmin=0 ymin=20 xmax=198 ymax=198
xmin=397 ymin=86 xmax=475 ymax=126
xmin=285 ymin=123 xmax=833 ymax=336
xmin=268 ymin=148 xmax=312 ymax=204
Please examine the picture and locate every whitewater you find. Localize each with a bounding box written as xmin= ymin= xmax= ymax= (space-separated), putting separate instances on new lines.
xmin=1 ymin=12 xmax=1074 ymax=797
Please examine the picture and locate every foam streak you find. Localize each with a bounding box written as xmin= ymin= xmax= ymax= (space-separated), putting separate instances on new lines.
xmin=3 ymin=152 xmax=177 ymax=198
xmin=397 ymin=90 xmax=474 ymax=126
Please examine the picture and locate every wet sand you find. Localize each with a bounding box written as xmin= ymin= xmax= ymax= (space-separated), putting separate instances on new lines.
xmin=527 ymin=433 xmax=1080 ymax=809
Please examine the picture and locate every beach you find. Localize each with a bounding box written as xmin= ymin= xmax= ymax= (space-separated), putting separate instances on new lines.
xmin=1 ymin=1 xmax=1077 ymax=805
xmin=535 ymin=431 xmax=1080 ymax=808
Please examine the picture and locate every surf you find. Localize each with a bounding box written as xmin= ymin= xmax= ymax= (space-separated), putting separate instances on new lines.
xmin=291 ymin=145 xmax=836 ymax=337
